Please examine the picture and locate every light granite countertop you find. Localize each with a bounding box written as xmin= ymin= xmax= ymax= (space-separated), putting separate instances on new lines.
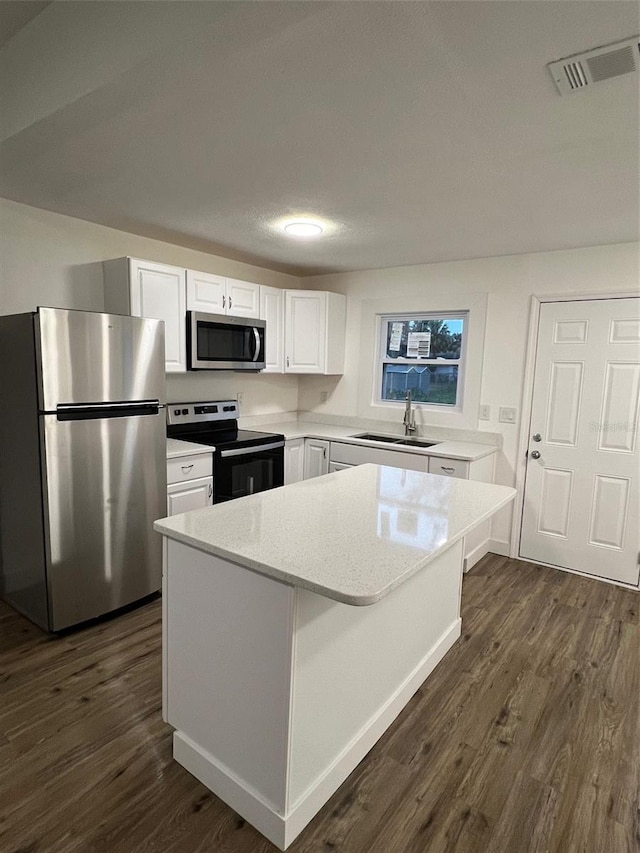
xmin=166 ymin=438 xmax=214 ymax=459
xmin=154 ymin=464 xmax=516 ymax=606
xmin=247 ymin=420 xmax=497 ymax=462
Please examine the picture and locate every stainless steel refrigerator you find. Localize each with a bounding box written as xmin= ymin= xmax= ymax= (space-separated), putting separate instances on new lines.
xmin=0 ymin=307 xmax=167 ymax=631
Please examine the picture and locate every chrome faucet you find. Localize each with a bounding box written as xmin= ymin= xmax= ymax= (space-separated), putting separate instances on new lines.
xmin=403 ymin=390 xmax=417 ymax=435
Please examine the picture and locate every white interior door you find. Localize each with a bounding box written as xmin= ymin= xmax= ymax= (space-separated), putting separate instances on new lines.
xmin=520 ymin=298 xmax=640 ymax=585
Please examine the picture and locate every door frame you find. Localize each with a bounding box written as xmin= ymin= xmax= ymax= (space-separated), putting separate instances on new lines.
xmin=510 ymin=289 xmax=640 ymax=574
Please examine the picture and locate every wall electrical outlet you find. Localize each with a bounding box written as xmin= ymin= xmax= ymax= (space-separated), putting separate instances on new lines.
xmin=498 ymin=406 xmax=517 ymax=424
xmin=320 ymin=391 xmax=328 ymax=404
xmin=479 ymin=404 xmax=490 ymax=421
xmin=237 ymin=392 xmax=245 ymax=405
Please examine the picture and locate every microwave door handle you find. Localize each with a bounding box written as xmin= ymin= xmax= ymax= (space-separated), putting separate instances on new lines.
xmin=252 ymin=327 xmax=261 ymax=362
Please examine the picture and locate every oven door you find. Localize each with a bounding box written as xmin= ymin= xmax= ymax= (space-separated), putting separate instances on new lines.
xmin=188 ymin=311 xmax=266 ymax=371
xmin=214 ymin=441 xmax=284 ymax=502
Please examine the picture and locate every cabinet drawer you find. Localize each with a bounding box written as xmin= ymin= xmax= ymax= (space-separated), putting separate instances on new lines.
xmin=428 ymin=456 xmax=469 ymax=479
xmin=167 ymin=453 xmax=212 ymax=485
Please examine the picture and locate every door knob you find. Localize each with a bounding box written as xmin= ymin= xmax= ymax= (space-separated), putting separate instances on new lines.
xmin=532 ymin=433 xmax=541 ymax=442
xmin=530 ymin=450 xmax=541 ymax=459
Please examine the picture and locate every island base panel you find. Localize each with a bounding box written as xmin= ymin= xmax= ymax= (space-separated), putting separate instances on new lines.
xmin=287 ymin=540 xmax=463 ymax=807
xmin=164 ymin=539 xmax=464 ymax=850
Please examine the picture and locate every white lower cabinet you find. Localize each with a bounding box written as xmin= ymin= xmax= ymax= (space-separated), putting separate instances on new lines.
xmin=428 ymin=456 xmax=469 ymax=479
xmin=166 ymin=452 xmax=213 ymax=516
xmin=304 ymin=439 xmax=330 ymax=479
xmin=167 ymin=477 xmax=213 ymax=515
xmin=329 ymin=441 xmax=496 ymax=571
xmin=328 ymin=461 xmax=352 ymax=473
xmin=330 ymin=441 xmax=429 ymax=472
xmin=284 ymin=438 xmax=305 ymax=484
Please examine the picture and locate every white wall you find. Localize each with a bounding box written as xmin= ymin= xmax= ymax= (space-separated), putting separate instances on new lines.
xmin=298 ymin=242 xmax=640 ymax=547
xmin=3 ymin=197 xmax=638 ymax=546
xmin=0 ymin=198 xmax=300 ymax=417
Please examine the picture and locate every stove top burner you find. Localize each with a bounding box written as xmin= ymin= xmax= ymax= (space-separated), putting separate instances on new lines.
xmin=166 ymin=401 xmax=284 ymax=452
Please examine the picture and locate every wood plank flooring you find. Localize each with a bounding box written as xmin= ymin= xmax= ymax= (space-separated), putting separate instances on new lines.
xmin=1 ymin=554 xmax=638 ymax=853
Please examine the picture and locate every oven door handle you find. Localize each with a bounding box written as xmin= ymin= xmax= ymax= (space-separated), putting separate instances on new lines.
xmin=219 ymin=440 xmax=284 ymax=458
xmin=252 ymin=327 xmax=261 ymax=363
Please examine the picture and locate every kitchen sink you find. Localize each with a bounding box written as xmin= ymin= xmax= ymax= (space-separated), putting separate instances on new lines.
xmin=351 ymin=433 xmax=440 ymax=448
xmin=352 ymin=433 xmax=401 ymax=444
xmin=395 ymin=438 xmax=440 ymax=447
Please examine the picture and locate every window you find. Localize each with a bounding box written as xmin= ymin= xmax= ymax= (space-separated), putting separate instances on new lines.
xmin=378 ymin=312 xmax=467 ymax=408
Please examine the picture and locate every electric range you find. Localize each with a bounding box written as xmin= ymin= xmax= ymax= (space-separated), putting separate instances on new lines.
xmin=167 ymin=400 xmax=285 ymax=502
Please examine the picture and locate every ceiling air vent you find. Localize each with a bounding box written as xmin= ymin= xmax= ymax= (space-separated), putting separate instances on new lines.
xmin=548 ymin=36 xmax=640 ymax=95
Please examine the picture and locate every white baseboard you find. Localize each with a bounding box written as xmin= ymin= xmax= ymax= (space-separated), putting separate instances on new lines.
xmin=173 ymin=732 xmax=288 ymax=849
xmin=488 ymin=538 xmax=510 ymax=557
xmin=172 ymin=618 xmax=462 ymax=851
xmin=463 ymin=539 xmax=490 ymax=572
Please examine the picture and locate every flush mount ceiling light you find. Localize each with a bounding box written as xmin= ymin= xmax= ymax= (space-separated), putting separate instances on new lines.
xmin=284 ymin=221 xmax=323 ymax=237
xmin=273 ymin=215 xmax=335 ymax=239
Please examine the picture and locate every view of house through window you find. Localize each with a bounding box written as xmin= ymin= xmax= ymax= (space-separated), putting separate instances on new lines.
xmin=378 ymin=313 xmax=467 ymax=407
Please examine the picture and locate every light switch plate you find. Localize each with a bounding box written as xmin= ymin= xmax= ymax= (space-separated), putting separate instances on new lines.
xmin=479 ymin=404 xmax=490 ymax=421
xmin=499 ymin=406 xmax=517 ymax=424
xmin=320 ymin=391 xmax=328 ymax=403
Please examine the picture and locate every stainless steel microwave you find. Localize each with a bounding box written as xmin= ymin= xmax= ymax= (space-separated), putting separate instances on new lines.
xmin=187 ymin=311 xmax=266 ymax=371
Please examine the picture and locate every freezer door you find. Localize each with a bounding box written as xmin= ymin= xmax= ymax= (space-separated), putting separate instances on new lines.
xmin=37 ymin=307 xmax=166 ymax=411
xmin=41 ymin=410 xmax=167 ymax=630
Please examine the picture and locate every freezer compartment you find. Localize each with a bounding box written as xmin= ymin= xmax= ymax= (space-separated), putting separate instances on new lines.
xmin=37 ymin=308 xmax=166 ymax=412
xmin=41 ymin=411 xmax=167 ymax=630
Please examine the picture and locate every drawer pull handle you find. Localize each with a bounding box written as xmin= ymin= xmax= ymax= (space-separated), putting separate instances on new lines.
xmin=181 ymin=464 xmax=194 ymax=473
xmin=441 ymin=466 xmax=455 ymax=473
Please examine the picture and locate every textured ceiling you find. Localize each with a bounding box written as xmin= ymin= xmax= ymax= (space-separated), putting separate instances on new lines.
xmin=0 ymin=1 xmax=50 ymax=48
xmin=0 ymin=1 xmax=638 ymax=275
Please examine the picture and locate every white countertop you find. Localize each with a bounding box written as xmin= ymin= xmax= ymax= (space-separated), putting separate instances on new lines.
xmin=154 ymin=464 xmax=516 ymax=606
xmin=247 ymin=420 xmax=497 ymax=462
xmin=167 ymin=421 xmax=497 ymax=462
xmin=166 ymin=438 xmax=214 ymax=459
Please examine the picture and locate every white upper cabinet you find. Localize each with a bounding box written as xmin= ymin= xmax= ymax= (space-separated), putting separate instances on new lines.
xmin=103 ymin=258 xmax=187 ymax=373
xmin=187 ymin=271 xmax=260 ymax=319
xmin=186 ymin=270 xmax=226 ymax=314
xmin=284 ymin=290 xmax=346 ymax=374
xmin=226 ymin=277 xmax=260 ymax=318
xmin=259 ymin=285 xmax=284 ymax=373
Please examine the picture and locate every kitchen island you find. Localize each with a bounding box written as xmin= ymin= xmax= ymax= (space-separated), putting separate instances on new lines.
xmin=154 ymin=464 xmax=515 ymax=849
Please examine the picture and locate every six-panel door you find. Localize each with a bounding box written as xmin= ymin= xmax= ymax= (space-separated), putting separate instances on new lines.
xmin=520 ymin=298 xmax=640 ymax=585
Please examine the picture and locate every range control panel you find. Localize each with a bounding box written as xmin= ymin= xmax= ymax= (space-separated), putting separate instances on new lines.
xmin=166 ymin=400 xmax=238 ymax=425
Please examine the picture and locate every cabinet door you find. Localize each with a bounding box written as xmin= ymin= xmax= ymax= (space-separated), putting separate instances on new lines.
xmin=285 ymin=291 xmax=326 ymax=373
xmin=284 ymin=438 xmax=305 ymax=484
xmin=186 ymin=270 xmax=226 ymax=314
xmin=129 ymin=259 xmax=186 ymax=372
xmin=304 ymin=439 xmax=329 ymax=479
xmin=226 ymin=278 xmax=260 ymax=319
xmin=260 ymin=286 xmax=284 ymax=373
xmin=167 ymin=476 xmax=213 ymax=516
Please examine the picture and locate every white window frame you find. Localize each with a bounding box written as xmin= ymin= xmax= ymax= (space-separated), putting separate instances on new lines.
xmin=356 ymin=292 xmax=487 ymax=430
xmin=377 ymin=312 xmax=468 ymax=412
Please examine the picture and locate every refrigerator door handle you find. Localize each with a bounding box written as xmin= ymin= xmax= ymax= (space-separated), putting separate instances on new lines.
xmin=56 ymin=400 xmax=161 ymax=421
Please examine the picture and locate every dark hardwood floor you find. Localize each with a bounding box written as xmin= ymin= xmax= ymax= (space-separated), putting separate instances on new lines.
xmin=1 ymin=554 xmax=638 ymax=853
